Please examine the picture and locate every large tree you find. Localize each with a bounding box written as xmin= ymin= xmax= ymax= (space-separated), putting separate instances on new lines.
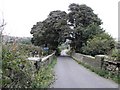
xmin=30 ymin=10 xmax=71 ymax=52
xmin=31 ymin=3 xmax=115 ymax=55
xmin=68 ymin=3 xmax=104 ymax=52
xmin=68 ymin=3 xmax=102 ymax=27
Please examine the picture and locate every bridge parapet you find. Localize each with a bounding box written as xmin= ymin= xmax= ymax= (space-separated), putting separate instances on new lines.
xmin=27 ymin=52 xmax=55 ymax=71
xmin=71 ymin=53 xmax=120 ymax=79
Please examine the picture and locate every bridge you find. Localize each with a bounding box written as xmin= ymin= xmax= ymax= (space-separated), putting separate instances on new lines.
xmin=27 ymin=50 xmax=119 ymax=88
xmin=51 ymin=50 xmax=118 ymax=88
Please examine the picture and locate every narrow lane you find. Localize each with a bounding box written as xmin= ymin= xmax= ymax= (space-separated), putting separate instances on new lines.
xmin=52 ymin=56 xmax=118 ymax=88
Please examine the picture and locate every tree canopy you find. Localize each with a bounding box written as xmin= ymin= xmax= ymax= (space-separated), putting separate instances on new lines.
xmin=31 ymin=10 xmax=71 ymax=52
xmin=67 ymin=3 xmax=104 ymax=52
xmin=68 ymin=3 xmax=102 ymax=28
xmin=30 ymin=3 xmax=115 ymax=55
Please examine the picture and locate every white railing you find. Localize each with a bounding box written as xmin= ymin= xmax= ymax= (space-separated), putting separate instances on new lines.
xmin=41 ymin=52 xmax=55 ymax=62
xmin=27 ymin=52 xmax=55 ymax=70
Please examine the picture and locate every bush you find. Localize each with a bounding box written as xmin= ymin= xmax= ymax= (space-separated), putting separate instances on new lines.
xmin=55 ymin=48 xmax=61 ymax=56
xmin=2 ymin=44 xmax=33 ymax=88
xmin=31 ymin=56 xmax=56 ymax=88
xmin=81 ymin=33 xmax=115 ymax=56
xmin=117 ymin=49 xmax=120 ymax=61
xmin=2 ymin=43 xmax=56 ymax=88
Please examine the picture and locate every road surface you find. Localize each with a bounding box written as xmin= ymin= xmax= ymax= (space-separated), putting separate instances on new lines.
xmin=52 ymin=56 xmax=118 ymax=88
xmin=60 ymin=49 xmax=69 ymax=56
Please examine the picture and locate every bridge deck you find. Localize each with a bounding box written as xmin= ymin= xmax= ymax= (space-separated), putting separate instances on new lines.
xmin=52 ymin=56 xmax=118 ymax=88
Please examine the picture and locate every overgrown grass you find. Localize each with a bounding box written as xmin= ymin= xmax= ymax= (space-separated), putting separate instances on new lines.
xmin=72 ymin=56 xmax=120 ymax=84
xmin=31 ymin=56 xmax=57 ymax=88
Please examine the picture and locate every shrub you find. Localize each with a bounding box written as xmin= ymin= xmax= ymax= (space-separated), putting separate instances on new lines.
xmin=31 ymin=57 xmax=56 ymax=88
xmin=2 ymin=44 xmax=33 ymax=88
xmin=81 ymin=33 xmax=115 ymax=56
xmin=2 ymin=43 xmax=56 ymax=88
xmin=55 ymin=48 xmax=61 ymax=56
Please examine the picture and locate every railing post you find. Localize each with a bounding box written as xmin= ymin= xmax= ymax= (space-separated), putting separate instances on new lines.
xmin=101 ymin=57 xmax=104 ymax=69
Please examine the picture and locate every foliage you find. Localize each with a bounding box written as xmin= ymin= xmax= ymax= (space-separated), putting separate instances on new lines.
xmin=30 ymin=3 xmax=115 ymax=57
xmin=2 ymin=35 xmax=31 ymax=45
xmin=30 ymin=3 xmax=104 ymax=53
xmin=32 ymin=56 xmax=57 ymax=88
xmin=68 ymin=3 xmax=102 ymax=27
xmin=70 ymin=24 xmax=104 ymax=52
xmin=2 ymin=44 xmax=33 ymax=88
xmin=110 ymin=48 xmax=118 ymax=60
xmin=67 ymin=3 xmax=103 ymax=52
xmin=2 ymin=43 xmax=56 ymax=88
xmin=116 ymin=49 xmax=120 ymax=61
xmin=31 ymin=10 xmax=71 ymax=52
xmin=81 ymin=33 xmax=115 ymax=56
xmin=55 ymin=48 xmax=61 ymax=56
xmin=116 ymin=41 xmax=120 ymax=61
xmin=18 ymin=37 xmax=31 ymax=44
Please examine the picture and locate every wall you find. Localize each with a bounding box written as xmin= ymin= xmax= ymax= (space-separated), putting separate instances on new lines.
xmin=28 ymin=52 xmax=55 ymax=71
xmin=71 ymin=53 xmax=120 ymax=76
xmin=72 ymin=53 xmax=101 ymax=69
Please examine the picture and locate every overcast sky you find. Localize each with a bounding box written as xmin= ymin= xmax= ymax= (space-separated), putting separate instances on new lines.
xmin=0 ymin=0 xmax=119 ymax=39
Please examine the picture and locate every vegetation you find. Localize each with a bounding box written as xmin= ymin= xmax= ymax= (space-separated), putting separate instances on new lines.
xmin=18 ymin=37 xmax=31 ymax=45
xmin=116 ymin=41 xmax=120 ymax=61
xmin=68 ymin=4 xmax=103 ymax=52
xmin=1 ymin=2 xmax=118 ymax=88
xmin=30 ymin=10 xmax=70 ymax=53
xmin=81 ymin=33 xmax=115 ymax=56
xmin=2 ymin=43 xmax=56 ymax=88
xmin=2 ymin=44 xmax=32 ymax=88
xmin=30 ymin=3 xmax=115 ymax=57
xmin=2 ymin=35 xmax=31 ymax=45
xmin=32 ymin=56 xmax=57 ymax=88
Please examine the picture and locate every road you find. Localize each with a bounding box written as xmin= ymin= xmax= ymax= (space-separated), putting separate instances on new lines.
xmin=60 ymin=49 xmax=69 ymax=56
xmin=52 ymin=56 xmax=118 ymax=88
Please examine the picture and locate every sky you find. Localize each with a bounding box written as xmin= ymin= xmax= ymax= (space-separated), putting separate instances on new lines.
xmin=0 ymin=0 xmax=119 ymax=39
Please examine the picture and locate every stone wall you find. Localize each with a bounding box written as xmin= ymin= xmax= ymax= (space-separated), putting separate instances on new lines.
xmin=71 ymin=53 xmax=120 ymax=76
xmin=72 ymin=53 xmax=101 ymax=69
